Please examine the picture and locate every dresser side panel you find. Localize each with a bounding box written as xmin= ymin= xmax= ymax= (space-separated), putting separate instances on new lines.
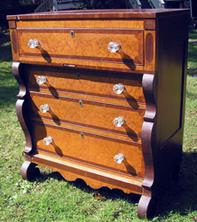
xmin=155 ymin=14 xmax=189 ymax=147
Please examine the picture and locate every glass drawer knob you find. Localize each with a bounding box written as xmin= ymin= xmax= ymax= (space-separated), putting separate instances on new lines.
xmin=108 ymin=42 xmax=121 ymax=53
xmin=43 ymin=136 xmax=53 ymax=146
xmin=114 ymin=153 xmax=125 ymax=164
xmin=39 ymin=104 xmax=49 ymax=113
xmin=113 ymin=83 xmax=125 ymax=94
xmin=113 ymin=116 xmax=125 ymax=128
xmin=27 ymin=39 xmax=40 ymax=48
xmin=36 ymin=76 xmax=47 ymax=86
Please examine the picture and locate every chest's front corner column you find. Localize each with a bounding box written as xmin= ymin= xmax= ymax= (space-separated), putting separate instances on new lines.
xmin=137 ymin=73 xmax=157 ymax=219
xmin=12 ymin=62 xmax=40 ymax=180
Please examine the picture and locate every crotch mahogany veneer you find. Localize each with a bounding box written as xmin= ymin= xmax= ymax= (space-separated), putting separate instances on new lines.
xmin=7 ymin=9 xmax=189 ymax=218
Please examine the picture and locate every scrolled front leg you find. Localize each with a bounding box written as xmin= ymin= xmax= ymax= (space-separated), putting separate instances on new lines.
xmin=20 ymin=161 xmax=40 ymax=181
xmin=137 ymin=190 xmax=157 ymax=219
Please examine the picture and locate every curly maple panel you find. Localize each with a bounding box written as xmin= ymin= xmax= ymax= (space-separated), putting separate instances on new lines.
xmin=29 ymin=93 xmax=145 ymax=139
xmin=17 ymin=29 xmax=144 ymax=72
xmin=30 ymin=120 xmax=144 ymax=177
xmin=17 ymin=20 xmax=144 ymax=29
xmin=25 ymin=65 xmax=145 ymax=104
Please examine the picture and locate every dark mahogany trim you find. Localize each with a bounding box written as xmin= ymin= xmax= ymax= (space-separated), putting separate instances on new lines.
xmin=7 ymin=9 xmax=189 ymax=21
xmin=159 ymin=128 xmax=181 ymax=150
xmin=138 ymin=122 xmax=155 ymax=218
xmin=145 ymin=33 xmax=154 ymax=64
xmin=12 ymin=62 xmax=33 ymax=154
xmin=29 ymin=91 xmax=145 ymax=111
xmin=20 ymin=161 xmax=40 ymax=180
xmin=12 ymin=62 xmax=26 ymax=98
xmin=33 ymin=119 xmax=141 ymax=146
xmin=142 ymin=74 xmax=156 ymax=122
xmin=31 ymin=114 xmax=141 ymax=140
xmin=137 ymin=73 xmax=156 ymax=219
xmin=17 ymin=27 xmax=143 ymax=34
xmin=179 ymin=39 xmax=189 ymax=129
xmin=16 ymin=99 xmax=33 ymax=154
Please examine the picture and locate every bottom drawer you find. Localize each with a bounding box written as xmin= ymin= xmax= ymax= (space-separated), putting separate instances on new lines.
xmin=32 ymin=123 xmax=145 ymax=177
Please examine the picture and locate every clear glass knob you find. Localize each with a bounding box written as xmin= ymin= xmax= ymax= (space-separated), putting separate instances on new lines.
xmin=114 ymin=153 xmax=125 ymax=164
xmin=113 ymin=83 xmax=125 ymax=95
xmin=39 ymin=104 xmax=49 ymax=113
xmin=43 ymin=136 xmax=53 ymax=146
xmin=27 ymin=39 xmax=40 ymax=48
xmin=36 ymin=76 xmax=47 ymax=86
xmin=113 ymin=116 xmax=125 ymax=128
xmin=108 ymin=42 xmax=121 ymax=53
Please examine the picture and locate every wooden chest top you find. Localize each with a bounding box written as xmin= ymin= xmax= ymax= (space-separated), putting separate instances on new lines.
xmin=7 ymin=9 xmax=188 ymax=73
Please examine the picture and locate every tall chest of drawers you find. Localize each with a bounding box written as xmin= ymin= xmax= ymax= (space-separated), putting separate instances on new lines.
xmin=8 ymin=9 xmax=189 ymax=218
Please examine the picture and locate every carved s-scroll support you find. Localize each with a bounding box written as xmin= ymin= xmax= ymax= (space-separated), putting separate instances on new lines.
xmin=20 ymin=161 xmax=40 ymax=181
xmin=137 ymin=73 xmax=157 ymax=219
xmin=12 ymin=62 xmax=26 ymax=98
xmin=12 ymin=62 xmax=33 ymax=154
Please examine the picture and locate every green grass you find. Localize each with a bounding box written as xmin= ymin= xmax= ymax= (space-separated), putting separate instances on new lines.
xmin=0 ymin=29 xmax=196 ymax=222
xmin=188 ymin=30 xmax=197 ymax=74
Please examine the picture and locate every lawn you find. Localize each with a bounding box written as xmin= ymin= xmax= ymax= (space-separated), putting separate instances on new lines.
xmin=0 ymin=29 xmax=196 ymax=222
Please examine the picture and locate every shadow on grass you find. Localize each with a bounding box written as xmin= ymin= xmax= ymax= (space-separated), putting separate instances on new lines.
xmin=158 ymin=152 xmax=197 ymax=217
xmin=0 ymin=86 xmax=18 ymax=108
xmin=188 ymin=29 xmax=197 ymax=76
xmin=35 ymin=152 xmax=197 ymax=217
xmin=37 ymin=171 xmax=140 ymax=204
xmin=188 ymin=42 xmax=197 ymax=67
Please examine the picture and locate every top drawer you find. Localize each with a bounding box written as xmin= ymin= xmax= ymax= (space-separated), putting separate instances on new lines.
xmin=9 ymin=19 xmax=155 ymax=73
xmin=19 ymin=29 xmax=143 ymax=68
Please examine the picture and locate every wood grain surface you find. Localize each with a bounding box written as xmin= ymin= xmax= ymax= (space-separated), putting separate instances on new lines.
xmin=25 ymin=152 xmax=143 ymax=194
xmin=17 ymin=20 xmax=144 ymax=29
xmin=7 ymin=9 xmax=189 ymax=20
xmin=18 ymin=29 xmax=144 ymax=69
xmin=7 ymin=9 xmax=190 ymax=219
xmin=29 ymin=93 xmax=145 ymax=140
xmin=25 ymin=65 xmax=145 ymax=104
xmin=31 ymin=122 xmax=145 ymax=177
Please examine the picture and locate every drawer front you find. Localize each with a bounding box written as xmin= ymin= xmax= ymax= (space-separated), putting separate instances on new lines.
xmin=32 ymin=123 xmax=145 ymax=177
xmin=18 ymin=29 xmax=144 ymax=71
xmin=25 ymin=66 xmax=145 ymax=105
xmin=29 ymin=93 xmax=144 ymax=142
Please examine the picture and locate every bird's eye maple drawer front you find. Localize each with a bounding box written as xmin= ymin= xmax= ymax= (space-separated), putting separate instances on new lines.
xmin=25 ymin=65 xmax=145 ymax=105
xmin=17 ymin=28 xmax=144 ymax=72
xmin=31 ymin=121 xmax=145 ymax=177
xmin=29 ymin=93 xmax=144 ymax=142
xmin=24 ymin=65 xmax=146 ymax=142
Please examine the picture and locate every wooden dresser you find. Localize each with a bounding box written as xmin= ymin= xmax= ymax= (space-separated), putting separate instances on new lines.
xmin=7 ymin=9 xmax=189 ymax=218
